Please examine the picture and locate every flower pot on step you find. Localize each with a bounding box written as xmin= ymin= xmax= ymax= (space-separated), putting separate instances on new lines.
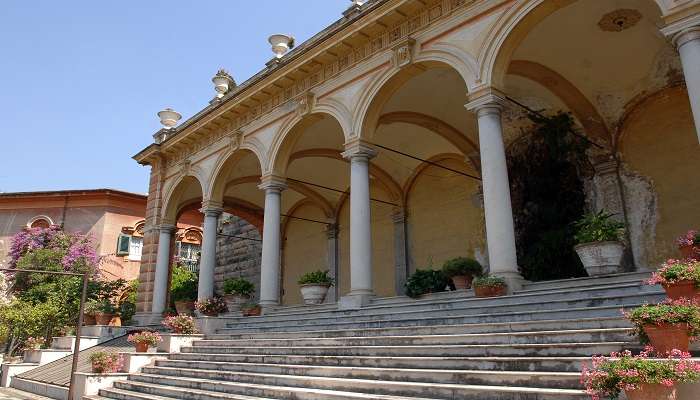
xmin=174 ymin=301 xmax=195 ymax=315
xmin=574 ymin=241 xmax=624 ymax=276
xmin=662 ymin=280 xmax=700 ymax=301
xmin=224 ymin=294 xmax=249 ymax=313
xmin=110 ymin=315 xmax=122 ymax=327
xmin=625 ymin=383 xmax=676 ymax=400
xmin=242 ymin=306 xmax=261 ymax=316
xmin=83 ymin=314 xmax=96 ymax=326
xmin=451 ymin=275 xmax=474 ymax=290
xmin=643 ymin=323 xmax=690 ymax=353
xmin=94 ymin=312 xmax=114 ymax=326
xmin=474 ymin=285 xmax=507 ymax=298
xmin=134 ymin=342 xmax=149 ymax=353
xmin=680 ymin=245 xmax=700 ymax=261
xmin=300 ymin=284 xmax=330 ymax=305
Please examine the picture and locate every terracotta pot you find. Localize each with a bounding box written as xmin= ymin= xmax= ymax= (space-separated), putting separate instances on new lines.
xmin=175 ymin=301 xmax=196 ymax=315
xmin=451 ymin=275 xmax=474 ymax=290
xmin=83 ymin=314 xmax=96 ymax=326
xmin=110 ymin=315 xmax=122 ymax=327
xmin=662 ymin=280 xmax=700 ymax=301
xmin=680 ymin=245 xmax=700 ymax=261
xmin=94 ymin=312 xmax=114 ymax=326
xmin=242 ymin=307 xmax=261 ymax=317
xmin=474 ymin=285 xmax=507 ymax=298
xmin=134 ymin=342 xmax=149 ymax=353
xmin=625 ymin=383 xmax=676 ymax=400
xmin=643 ymin=323 xmax=690 ymax=353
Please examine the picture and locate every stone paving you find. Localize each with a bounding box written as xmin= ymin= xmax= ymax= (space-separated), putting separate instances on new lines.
xmin=0 ymin=388 xmax=51 ymax=400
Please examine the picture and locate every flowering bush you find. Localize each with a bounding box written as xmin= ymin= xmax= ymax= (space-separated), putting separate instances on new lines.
xmin=23 ymin=336 xmax=45 ymax=350
xmin=472 ymin=275 xmax=507 ymax=288
xmin=127 ymin=331 xmax=162 ymax=346
xmin=677 ymin=230 xmax=700 ymax=248
xmin=581 ymin=347 xmax=700 ymax=399
xmin=625 ymin=298 xmax=700 ymax=341
xmin=89 ymin=351 xmax=123 ymax=374
xmin=8 ymin=226 xmax=99 ymax=272
xmin=163 ymin=315 xmax=198 ymax=334
xmin=194 ymin=297 xmax=227 ymax=315
xmin=647 ymin=259 xmax=700 ymax=286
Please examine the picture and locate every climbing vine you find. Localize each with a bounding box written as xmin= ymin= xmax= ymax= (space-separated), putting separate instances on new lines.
xmin=507 ymin=112 xmax=591 ymax=281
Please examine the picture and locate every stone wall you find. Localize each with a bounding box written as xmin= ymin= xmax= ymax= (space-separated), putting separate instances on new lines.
xmin=215 ymin=214 xmax=262 ymax=301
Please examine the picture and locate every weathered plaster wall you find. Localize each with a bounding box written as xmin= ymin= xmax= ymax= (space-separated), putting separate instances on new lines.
xmin=406 ymin=160 xmax=487 ymax=272
xmin=619 ymin=87 xmax=700 ymax=267
xmin=281 ymin=204 xmax=327 ymax=305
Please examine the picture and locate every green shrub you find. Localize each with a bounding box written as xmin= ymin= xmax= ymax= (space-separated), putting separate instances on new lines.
xmin=442 ymin=257 xmax=483 ymax=278
xmin=297 ymin=270 xmax=334 ymax=286
xmin=574 ymin=210 xmax=625 ymax=244
xmin=223 ymin=277 xmax=255 ymax=297
xmin=405 ymin=269 xmax=449 ymax=298
xmin=170 ymin=265 xmax=198 ymax=303
xmin=472 ymin=275 xmax=506 ymax=288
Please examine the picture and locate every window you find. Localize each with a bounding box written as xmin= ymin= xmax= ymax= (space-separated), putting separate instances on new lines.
xmin=116 ymin=234 xmax=131 ymax=256
xmin=27 ymin=215 xmax=54 ymax=229
xmin=177 ymin=241 xmax=200 ymax=272
xmin=129 ymin=236 xmax=143 ymax=261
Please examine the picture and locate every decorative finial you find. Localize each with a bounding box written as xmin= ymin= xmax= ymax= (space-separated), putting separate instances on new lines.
xmin=268 ymin=34 xmax=295 ymax=59
xmin=157 ymin=108 xmax=182 ymax=130
xmin=351 ymin=0 xmax=365 ymax=5
xmin=212 ymin=69 xmax=236 ymax=99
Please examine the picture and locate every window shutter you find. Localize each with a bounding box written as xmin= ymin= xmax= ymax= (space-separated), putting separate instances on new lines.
xmin=117 ymin=234 xmax=131 ymax=256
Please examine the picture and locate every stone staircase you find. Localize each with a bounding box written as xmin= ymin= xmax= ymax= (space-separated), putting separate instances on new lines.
xmin=94 ymin=271 xmax=662 ymax=400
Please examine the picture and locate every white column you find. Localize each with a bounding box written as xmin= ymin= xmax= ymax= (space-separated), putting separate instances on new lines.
xmin=325 ymin=222 xmax=339 ymax=303
xmin=152 ymin=224 xmax=176 ymax=315
xmin=674 ymin=27 xmax=700 ymax=142
xmin=392 ymin=208 xmax=409 ymax=296
xmin=259 ymin=177 xmax=286 ymax=306
xmin=340 ymin=140 xmax=376 ymax=308
xmin=198 ymin=205 xmax=222 ymax=301
xmin=466 ymin=93 xmax=523 ymax=290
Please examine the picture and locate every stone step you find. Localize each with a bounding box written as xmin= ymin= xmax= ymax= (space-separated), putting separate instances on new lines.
xmin=224 ymin=286 xmax=661 ymax=325
xmin=221 ymin=291 xmax=663 ymax=328
xmin=99 ymin=385 xmax=273 ymax=400
xmin=196 ymin=328 xmax=632 ymax=347
xmin=216 ymin=303 xmax=645 ymax=333
xmin=366 ymin=289 xmax=475 ymax=307
xmin=520 ymin=271 xmax=650 ymax=292
xmin=169 ymin=353 xmax=590 ymax=372
xmin=126 ymin=372 xmax=589 ymax=400
xmin=152 ymin=360 xmax=582 ymax=388
xmin=182 ymin=341 xmax=630 ymax=357
xmin=208 ymin=316 xmax=630 ymax=340
xmin=514 ymin=281 xmax=650 ymax=296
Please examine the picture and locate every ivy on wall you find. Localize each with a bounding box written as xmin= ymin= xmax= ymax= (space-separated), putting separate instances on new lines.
xmin=507 ymin=112 xmax=592 ymax=281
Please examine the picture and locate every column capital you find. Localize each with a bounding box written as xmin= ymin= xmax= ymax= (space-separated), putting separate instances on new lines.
xmin=258 ymin=174 xmax=287 ymax=192
xmin=200 ymin=200 xmax=224 ymax=217
xmin=465 ymin=87 xmax=508 ymax=114
xmin=592 ymin=155 xmax=620 ymax=177
xmin=660 ymin=12 xmax=700 ymax=46
xmin=342 ymin=138 xmax=377 ymax=161
xmin=158 ymin=224 xmax=177 ymax=234
xmin=391 ymin=207 xmax=407 ymax=224
xmin=325 ymin=222 xmax=339 ymax=239
xmin=674 ymin=26 xmax=700 ymax=49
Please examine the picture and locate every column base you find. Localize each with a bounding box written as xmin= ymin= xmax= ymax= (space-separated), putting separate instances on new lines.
xmin=338 ymin=291 xmax=374 ymax=310
xmin=491 ymin=271 xmax=527 ymax=293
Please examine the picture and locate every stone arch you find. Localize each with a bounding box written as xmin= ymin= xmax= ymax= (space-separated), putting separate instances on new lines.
xmin=161 ymin=175 xmax=205 ymax=224
xmin=269 ymin=110 xmax=349 ymax=176
xmin=27 ymin=215 xmax=54 ymax=229
xmin=402 ymin=153 xmax=475 ymax=205
xmin=208 ymin=144 xmax=265 ymax=204
xmin=353 ymin=58 xmax=471 ymax=140
xmin=478 ymin=0 xmax=665 ymax=90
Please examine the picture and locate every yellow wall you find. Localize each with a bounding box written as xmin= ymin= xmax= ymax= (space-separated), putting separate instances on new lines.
xmin=281 ymin=204 xmax=328 ymax=305
xmin=620 ymin=87 xmax=700 ymax=266
xmin=406 ymin=159 xmax=486 ymax=271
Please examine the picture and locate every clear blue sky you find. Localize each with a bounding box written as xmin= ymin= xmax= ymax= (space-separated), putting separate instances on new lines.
xmin=0 ymin=1 xmax=349 ymax=194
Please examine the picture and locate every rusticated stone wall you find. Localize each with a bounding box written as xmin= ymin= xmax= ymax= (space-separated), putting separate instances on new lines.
xmin=215 ymin=214 xmax=262 ymax=301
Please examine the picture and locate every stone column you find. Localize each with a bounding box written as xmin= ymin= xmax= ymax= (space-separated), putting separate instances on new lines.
xmin=259 ymin=176 xmax=286 ymax=307
xmin=392 ymin=208 xmax=409 ymax=296
xmin=466 ymin=92 xmax=524 ymax=291
xmin=198 ymin=204 xmax=223 ymax=301
xmin=340 ymin=140 xmax=377 ymax=308
xmin=673 ymin=27 xmax=700 ymax=142
xmin=325 ymin=222 xmax=339 ymax=303
xmin=151 ymin=224 xmax=176 ymax=316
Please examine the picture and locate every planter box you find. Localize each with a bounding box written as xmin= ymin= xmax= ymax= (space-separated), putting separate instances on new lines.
xmin=23 ymin=349 xmax=71 ymax=365
xmin=81 ymin=325 xmax=128 ymax=339
xmin=51 ymin=336 xmax=100 ymax=351
xmin=121 ymin=352 xmax=168 ymax=373
xmin=157 ymin=333 xmax=204 ymax=353
xmin=194 ymin=316 xmax=225 ymax=335
xmin=72 ymin=372 xmax=129 ymax=400
xmin=300 ymin=284 xmax=330 ymax=305
xmin=574 ymin=241 xmax=624 ymax=276
xmin=1 ymin=362 xmax=37 ymax=387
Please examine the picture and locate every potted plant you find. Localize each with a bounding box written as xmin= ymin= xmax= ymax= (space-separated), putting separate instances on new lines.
xmin=23 ymin=337 xmax=45 ymax=351
xmin=171 ymin=266 xmax=198 ymax=315
xmin=581 ymin=347 xmax=700 ymax=400
xmin=89 ymin=351 xmax=123 ymax=374
xmin=222 ymin=277 xmax=255 ymax=312
xmin=677 ymin=230 xmax=700 ymax=260
xmin=625 ymin=298 xmax=700 ymax=353
xmin=241 ymin=302 xmax=262 ymax=317
xmin=405 ymin=269 xmax=449 ymax=298
xmin=83 ymin=300 xmax=99 ymax=325
xmin=441 ymin=257 xmax=483 ymax=290
xmin=297 ymin=270 xmax=334 ymax=305
xmin=573 ymin=210 xmax=625 ymax=276
xmin=647 ymin=259 xmax=700 ymax=300
xmin=94 ymin=299 xmax=117 ymax=326
xmin=472 ymin=276 xmax=508 ymax=297
xmin=194 ymin=297 xmax=227 ymax=317
xmin=162 ymin=315 xmax=198 ymax=334
xmin=127 ymin=330 xmax=162 ymax=353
